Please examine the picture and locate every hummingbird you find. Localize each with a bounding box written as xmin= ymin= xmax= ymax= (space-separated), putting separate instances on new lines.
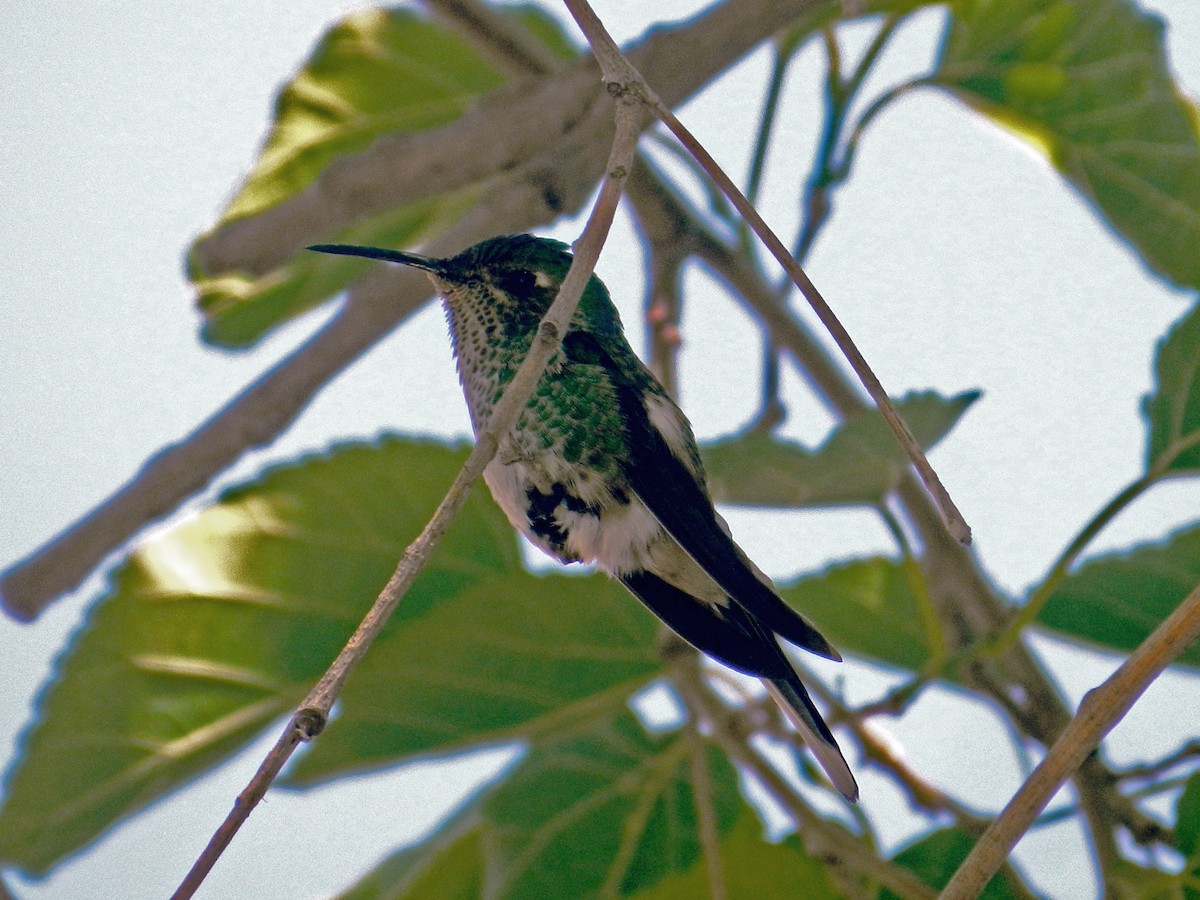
xmin=309 ymin=234 xmax=858 ymax=800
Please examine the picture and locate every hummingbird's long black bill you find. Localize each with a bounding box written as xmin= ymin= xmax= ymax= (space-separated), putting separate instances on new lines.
xmin=307 ymin=243 xmax=444 ymax=274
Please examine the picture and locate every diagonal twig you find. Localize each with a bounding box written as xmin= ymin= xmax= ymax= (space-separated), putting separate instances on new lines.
xmin=940 ymin=580 xmax=1200 ymax=899
xmin=585 ymin=26 xmax=970 ymax=544
xmin=169 ymin=20 xmax=646 ymax=897
xmin=623 ymin=158 xmax=1139 ymax=873
xmin=662 ymin=93 xmax=971 ymax=544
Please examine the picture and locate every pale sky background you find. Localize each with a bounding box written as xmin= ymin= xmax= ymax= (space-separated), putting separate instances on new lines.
xmin=2 ymin=2 xmax=1200 ymax=898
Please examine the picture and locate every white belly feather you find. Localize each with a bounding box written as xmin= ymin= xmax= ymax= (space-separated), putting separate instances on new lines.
xmin=482 ymin=449 xmax=729 ymax=609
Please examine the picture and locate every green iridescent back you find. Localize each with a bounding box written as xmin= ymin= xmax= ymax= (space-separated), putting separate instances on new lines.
xmin=438 ymin=235 xmax=692 ymax=487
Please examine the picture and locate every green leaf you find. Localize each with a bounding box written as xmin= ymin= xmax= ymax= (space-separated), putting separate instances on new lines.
xmin=192 ymin=190 xmax=478 ymax=348
xmin=628 ymin=810 xmax=841 ymax=900
xmin=219 ymin=5 xmax=572 ymax=227
xmin=0 ymin=436 xmax=659 ymax=874
xmin=341 ymin=709 xmax=752 ymax=899
xmin=703 ymin=390 xmax=980 ymax=509
xmin=1105 ymin=858 xmax=1189 ymax=898
xmin=1176 ymin=771 xmax=1200 ymax=859
xmin=483 ymin=709 xmax=742 ymax=897
xmin=1144 ymin=301 xmax=1200 ymax=476
xmin=1037 ymin=524 xmax=1200 ymax=668
xmin=779 ymin=556 xmax=933 ymax=673
xmin=886 ymin=827 xmax=1026 ymax=898
xmin=1177 ymin=774 xmax=1200 ymax=900
xmin=937 ymin=0 xmax=1200 ymax=290
xmin=338 ymin=808 xmax=488 ymax=900
xmin=286 ymin=569 xmax=660 ymax=784
xmin=188 ymin=5 xmax=576 ymax=348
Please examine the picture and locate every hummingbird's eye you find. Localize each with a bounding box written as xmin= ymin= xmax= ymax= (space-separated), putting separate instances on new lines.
xmin=496 ymin=268 xmax=539 ymax=297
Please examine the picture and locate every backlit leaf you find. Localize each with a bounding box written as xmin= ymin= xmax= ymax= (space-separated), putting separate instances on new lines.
xmin=340 ymin=709 xmax=747 ymax=899
xmin=704 ymin=390 xmax=980 ymax=509
xmin=1037 ymin=524 xmax=1200 ymax=668
xmin=1144 ymin=301 xmax=1200 ymax=477
xmin=779 ymin=556 xmax=933 ymax=673
xmin=216 ymin=5 xmax=573 ymax=226
xmin=1177 ymin=771 xmax=1200 ymax=859
xmin=937 ymin=0 xmax=1200 ymax=289
xmin=629 ymin=810 xmax=840 ymax=900
xmin=286 ymin=569 xmax=660 ymax=784
xmin=188 ymin=5 xmax=576 ymax=347
xmin=0 ymin=436 xmax=659 ymax=873
xmin=484 ymin=709 xmax=741 ymax=898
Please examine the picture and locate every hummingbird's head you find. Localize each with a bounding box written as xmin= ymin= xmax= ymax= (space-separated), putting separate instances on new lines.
xmin=308 ymin=234 xmax=573 ymax=318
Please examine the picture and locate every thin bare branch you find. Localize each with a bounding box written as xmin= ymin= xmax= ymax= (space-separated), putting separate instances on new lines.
xmin=587 ymin=26 xmax=969 ymax=542
xmin=800 ymin=672 xmax=990 ymax=834
xmin=170 ymin=31 xmax=644 ymax=896
xmin=628 ymin=165 xmax=687 ymax=396
xmin=624 ymin=160 xmax=868 ymax=418
xmin=687 ymin=721 xmax=729 ymax=900
xmin=666 ymin=98 xmax=970 ymax=544
xmin=1118 ymin=739 xmax=1200 ymax=784
xmin=941 ymin=580 xmax=1200 ymax=899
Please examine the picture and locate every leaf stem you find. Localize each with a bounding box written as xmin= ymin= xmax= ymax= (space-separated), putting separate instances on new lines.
xmin=744 ymin=42 xmax=792 ymax=217
xmin=793 ymin=14 xmax=902 ymax=263
xmin=1118 ymin=738 xmax=1200 ymax=784
xmin=625 ymin=22 xmax=971 ymax=544
xmin=742 ymin=40 xmax=795 ymax=432
xmin=838 ymin=77 xmax=929 ymax=176
xmin=876 ymin=502 xmax=949 ymax=667
xmin=984 ymin=471 xmax=1157 ymax=658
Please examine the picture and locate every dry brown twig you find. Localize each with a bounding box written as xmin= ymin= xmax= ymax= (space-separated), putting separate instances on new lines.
xmin=170 ymin=9 xmax=646 ymax=895
xmin=601 ymin=20 xmax=972 ymax=546
xmin=941 ymin=580 xmax=1200 ymax=899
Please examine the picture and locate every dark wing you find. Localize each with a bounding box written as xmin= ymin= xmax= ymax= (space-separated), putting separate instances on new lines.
xmin=562 ymin=330 xmax=841 ymax=662
xmin=620 ymin=570 xmax=793 ymax=678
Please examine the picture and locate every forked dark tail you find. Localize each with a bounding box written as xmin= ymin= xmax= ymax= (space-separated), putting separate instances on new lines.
xmin=619 ymin=569 xmax=858 ymax=800
xmin=765 ymin=676 xmax=859 ymax=802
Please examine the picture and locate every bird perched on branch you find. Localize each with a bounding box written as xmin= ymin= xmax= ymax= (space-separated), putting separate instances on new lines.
xmin=310 ymin=234 xmax=858 ymax=801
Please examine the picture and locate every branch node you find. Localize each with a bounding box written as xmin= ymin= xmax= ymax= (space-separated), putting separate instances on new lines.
xmin=605 ymin=79 xmax=644 ymax=106
xmin=294 ymin=708 xmax=327 ymax=740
